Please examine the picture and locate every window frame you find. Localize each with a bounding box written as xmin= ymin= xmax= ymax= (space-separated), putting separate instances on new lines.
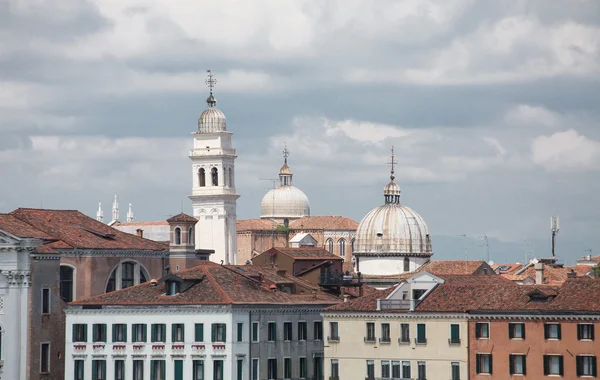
xmin=284 ymin=357 xmax=292 ymax=380
xmin=211 ymin=323 xmax=226 ymax=343
xmin=113 ymin=324 xmax=127 ymax=343
xmin=283 ymin=321 xmax=293 ymax=341
xmin=93 ymin=323 xmax=107 ymax=343
xmin=475 ymin=353 xmax=492 ymax=374
xmin=268 ymin=322 xmax=277 ymax=342
xmin=578 ymin=323 xmax=595 ymax=341
xmin=329 ymin=321 xmax=339 ymax=341
xmin=299 ymin=357 xmax=307 ymax=379
xmin=151 ymin=323 xmax=166 ymax=343
xmin=193 ymin=360 xmax=204 ymax=380
xmin=381 ymin=360 xmax=391 ymax=379
xmin=366 ymin=360 xmax=375 ymax=379
xmin=60 ymin=265 xmax=75 ymax=302
xmin=416 ymin=323 xmax=427 ymax=344
xmin=252 ymin=358 xmax=259 ymax=380
xmin=576 ymin=355 xmax=597 ymax=377
xmin=114 ymin=359 xmax=125 ymax=380
xmin=74 ymin=359 xmax=85 ymax=380
xmin=41 ymin=287 xmax=51 ymax=314
xmin=195 ymin=323 xmax=204 ymax=342
xmin=451 ymin=362 xmax=460 ymax=380
xmin=237 ymin=322 xmax=244 ymax=342
xmin=298 ymin=321 xmax=307 ymax=341
xmin=509 ymin=354 xmax=526 ymax=375
xmin=314 ymin=321 xmax=323 ymax=340
xmin=475 ymin=322 xmax=490 ymax=339
xmin=92 ymin=359 xmax=106 ymax=380
xmin=545 ymin=323 xmax=561 ymax=340
xmin=417 ymin=361 xmax=426 ymax=380
xmin=172 ymin=323 xmax=185 ymax=343
xmin=252 ymin=322 xmax=259 ymax=342
xmin=509 ymin=322 xmax=525 ymax=340
xmin=268 ymin=358 xmax=278 ymax=380
xmin=133 ymin=360 xmax=144 ymax=380
xmin=449 ymin=323 xmax=460 ymax=344
xmin=365 ymin=322 xmax=376 ymax=342
xmin=73 ymin=324 xmax=87 ymax=342
xmin=544 ymin=354 xmax=564 ymax=376
xmin=40 ymin=342 xmax=51 ymax=374
xmin=399 ymin=323 xmax=410 ymax=343
xmin=401 ymin=361 xmax=411 ymax=379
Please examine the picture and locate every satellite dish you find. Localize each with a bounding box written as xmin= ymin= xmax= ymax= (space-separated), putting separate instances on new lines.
xmin=488 ymin=260 xmax=494 ymax=266
xmin=532 ymin=258 xmax=539 ymax=264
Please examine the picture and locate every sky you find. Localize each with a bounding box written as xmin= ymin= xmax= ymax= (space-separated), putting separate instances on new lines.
xmin=1 ymin=0 xmax=600 ymax=264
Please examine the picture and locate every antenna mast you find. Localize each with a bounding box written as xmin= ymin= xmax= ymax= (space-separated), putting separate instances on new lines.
xmin=550 ymin=216 xmax=560 ymax=258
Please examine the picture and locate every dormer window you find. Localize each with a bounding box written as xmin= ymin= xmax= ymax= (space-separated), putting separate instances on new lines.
xmin=166 ymin=281 xmax=180 ymax=296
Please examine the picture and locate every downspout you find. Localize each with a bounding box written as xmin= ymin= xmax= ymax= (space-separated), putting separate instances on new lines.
xmin=248 ymin=310 xmax=252 ymax=380
xmin=466 ymin=316 xmax=471 ymax=380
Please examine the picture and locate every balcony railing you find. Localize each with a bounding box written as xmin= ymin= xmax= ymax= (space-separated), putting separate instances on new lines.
xmin=379 ymin=337 xmax=391 ymax=344
xmin=448 ymin=338 xmax=461 ymax=345
xmin=398 ymin=337 xmax=410 ymax=345
xmin=319 ymin=273 xmax=361 ymax=287
xmin=415 ymin=338 xmax=427 ymax=345
xmin=379 ymin=299 xmax=418 ymax=311
xmin=364 ymin=337 xmax=376 ymax=343
xmin=190 ymin=148 xmax=236 ymax=157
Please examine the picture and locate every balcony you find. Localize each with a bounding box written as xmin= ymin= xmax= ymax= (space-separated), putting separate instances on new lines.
xmin=192 ymin=344 xmax=206 ymax=350
xmin=113 ymin=345 xmax=126 ymax=350
xmin=73 ymin=344 xmax=86 ymax=351
xmin=212 ymin=344 xmax=226 ymax=350
xmin=172 ymin=344 xmax=185 ymax=350
xmin=415 ymin=338 xmax=427 ymax=345
xmin=379 ymin=299 xmax=419 ymax=311
xmin=327 ymin=336 xmax=340 ymax=343
xmin=190 ymin=147 xmax=236 ymax=157
xmin=152 ymin=345 xmax=165 ymax=350
xmin=364 ymin=337 xmax=376 ymax=343
xmin=448 ymin=338 xmax=461 ymax=345
xmin=398 ymin=337 xmax=410 ymax=345
xmin=92 ymin=344 xmax=105 ymax=350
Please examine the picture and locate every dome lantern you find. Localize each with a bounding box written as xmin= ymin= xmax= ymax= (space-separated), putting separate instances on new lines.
xmin=198 ymin=70 xmax=227 ymax=133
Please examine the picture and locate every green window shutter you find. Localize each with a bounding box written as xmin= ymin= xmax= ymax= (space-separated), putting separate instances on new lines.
xmin=475 ymin=354 xmax=481 ymax=374
xmin=223 ymin=324 xmax=227 ymax=342
xmin=576 ymin=356 xmax=582 ymax=377
xmin=451 ymin=324 xmax=459 ymax=341
xmin=212 ymin=324 xmax=216 ymax=342
xmin=475 ymin=323 xmax=481 ymax=338
xmin=132 ymin=325 xmax=136 ymax=342
xmin=522 ymin=324 xmax=526 ymax=339
xmin=522 ymin=355 xmax=527 ymax=375
xmin=195 ymin=324 xmax=203 ymax=342
xmin=577 ymin=325 xmax=582 ymax=340
xmin=489 ymin=354 xmax=493 ymax=374
xmin=83 ymin=325 xmax=88 ymax=342
xmin=543 ymin=355 xmax=549 ymax=375
xmin=557 ymin=324 xmax=562 ymax=340
xmin=172 ymin=324 xmax=176 ymax=342
xmin=93 ymin=325 xmax=98 ymax=342
xmin=509 ymin=355 xmax=514 ymax=375
xmin=102 ymin=324 xmax=107 ymax=341
xmin=558 ymin=356 xmax=564 ymax=376
xmin=102 ymin=361 xmax=106 ymax=379
xmin=417 ymin=324 xmax=426 ymax=341
xmin=175 ymin=360 xmax=183 ymax=380
xmin=544 ymin=324 xmax=549 ymax=339
xmin=151 ymin=325 xmax=156 ymax=342
xmin=592 ymin=356 xmax=597 ymax=377
xmin=181 ymin=325 xmax=185 ymax=342
xmin=72 ymin=325 xmax=77 ymax=342
xmin=124 ymin=325 xmax=127 ymax=342
xmin=508 ymin=324 xmax=514 ymax=339
xmin=143 ymin=324 xmax=147 ymax=342
xmin=150 ymin=361 xmax=155 ymax=380
xmin=112 ymin=325 xmax=116 ymax=342
xmin=92 ymin=361 xmax=97 ymax=380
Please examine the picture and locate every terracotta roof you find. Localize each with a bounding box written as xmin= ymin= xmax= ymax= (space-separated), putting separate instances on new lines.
xmin=112 ymin=221 xmax=169 ymax=226
xmin=289 ymin=216 xmax=358 ymax=231
xmin=236 ymin=219 xmax=278 ymax=231
xmin=500 ymin=264 xmax=593 ymax=285
xmin=166 ymin=213 xmax=197 ymax=223
xmin=325 ymin=288 xmax=395 ymax=311
xmin=0 ymin=214 xmax=54 ymax=240
xmin=267 ymin=247 xmax=342 ymax=260
xmin=8 ymin=208 xmax=168 ymax=253
xmin=491 ymin=263 xmax=523 ymax=274
xmin=417 ymin=260 xmax=492 ymax=275
xmin=72 ymin=261 xmax=340 ymax=306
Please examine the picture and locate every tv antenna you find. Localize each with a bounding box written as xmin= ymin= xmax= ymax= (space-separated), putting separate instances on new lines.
xmin=550 ymin=216 xmax=560 ymax=258
xmin=478 ymin=234 xmax=490 ymax=263
xmin=457 ymin=234 xmax=469 ymax=273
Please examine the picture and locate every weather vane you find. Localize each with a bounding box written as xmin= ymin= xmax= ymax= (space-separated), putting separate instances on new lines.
xmin=205 ymin=69 xmax=217 ymax=94
xmin=387 ymin=146 xmax=398 ymax=180
xmin=282 ymin=144 xmax=290 ymax=164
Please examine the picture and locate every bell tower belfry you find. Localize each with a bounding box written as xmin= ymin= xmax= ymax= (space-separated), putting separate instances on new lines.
xmin=188 ymin=70 xmax=240 ymax=264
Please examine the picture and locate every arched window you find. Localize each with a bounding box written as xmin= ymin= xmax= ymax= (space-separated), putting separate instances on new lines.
xmin=326 ymin=238 xmax=334 ymax=253
xmin=211 ymin=167 xmax=218 ymax=186
xmin=106 ymin=261 xmax=149 ymax=293
xmin=59 ymin=265 xmax=74 ymax=302
xmin=351 ymin=238 xmax=355 ymax=255
xmin=121 ymin=262 xmax=135 ymax=288
xmin=339 ymin=239 xmax=346 ymax=257
xmin=198 ymin=168 xmax=206 ymax=187
xmin=188 ymin=227 xmax=194 ymax=245
xmin=403 ymin=257 xmax=410 ymax=272
xmin=229 ymin=168 xmax=233 ymax=188
xmin=223 ymin=168 xmax=228 ymax=187
xmin=174 ymin=227 xmax=182 ymax=245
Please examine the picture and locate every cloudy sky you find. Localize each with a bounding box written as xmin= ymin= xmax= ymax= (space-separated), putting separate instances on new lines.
xmin=2 ymin=0 xmax=599 ymax=264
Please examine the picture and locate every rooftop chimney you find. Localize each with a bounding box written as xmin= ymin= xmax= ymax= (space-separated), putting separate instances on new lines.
xmin=535 ymin=262 xmax=544 ymax=285
xmin=136 ymin=228 xmax=144 ymax=238
xmin=567 ymin=269 xmax=576 ymax=278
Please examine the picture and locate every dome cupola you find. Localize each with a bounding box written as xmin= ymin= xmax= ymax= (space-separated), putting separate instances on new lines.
xmin=198 ymin=70 xmax=227 ymax=133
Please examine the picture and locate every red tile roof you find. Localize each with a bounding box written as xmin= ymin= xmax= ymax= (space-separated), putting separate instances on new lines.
xmin=289 ymin=216 xmax=358 ymax=231
xmin=500 ymin=264 xmax=593 ymax=285
xmin=417 ymin=260 xmax=492 ymax=275
xmin=236 ymin=219 xmax=279 ymax=231
xmin=166 ymin=213 xmax=197 ymax=223
xmin=112 ymin=221 xmax=169 ymax=226
xmin=267 ymin=247 xmax=342 ymax=260
xmin=0 ymin=214 xmax=54 ymax=239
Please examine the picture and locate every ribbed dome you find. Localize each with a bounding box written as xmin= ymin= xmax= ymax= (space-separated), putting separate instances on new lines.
xmin=260 ymin=186 xmax=310 ymax=220
xmin=198 ymin=107 xmax=226 ymax=133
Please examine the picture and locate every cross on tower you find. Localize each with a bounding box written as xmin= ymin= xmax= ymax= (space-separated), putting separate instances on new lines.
xmin=282 ymin=144 xmax=290 ymax=164
xmin=205 ymin=69 xmax=217 ymax=94
xmin=387 ymin=146 xmax=398 ymax=181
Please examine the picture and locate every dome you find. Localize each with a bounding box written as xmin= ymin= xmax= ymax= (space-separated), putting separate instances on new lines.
xmin=279 ymin=163 xmax=292 ymax=175
xmin=261 ymin=186 xmax=310 ymax=220
xmin=198 ymin=107 xmax=226 ymax=133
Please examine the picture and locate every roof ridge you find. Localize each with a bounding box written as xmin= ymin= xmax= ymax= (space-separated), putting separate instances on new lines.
xmin=205 ymin=266 xmax=234 ymax=304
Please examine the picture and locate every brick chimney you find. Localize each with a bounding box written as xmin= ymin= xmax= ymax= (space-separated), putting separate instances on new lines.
xmin=136 ymin=228 xmax=144 ymax=238
xmin=535 ymin=262 xmax=544 ymax=284
xmin=567 ymin=269 xmax=576 ymax=278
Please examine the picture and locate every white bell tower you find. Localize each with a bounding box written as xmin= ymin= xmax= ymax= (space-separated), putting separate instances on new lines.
xmin=189 ymin=70 xmax=240 ymax=264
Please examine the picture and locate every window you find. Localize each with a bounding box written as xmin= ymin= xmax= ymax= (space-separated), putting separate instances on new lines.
xmin=476 ymin=354 xmax=492 ymax=374
xmin=268 ymin=358 xmax=278 ymax=380
xmin=174 ymin=360 xmax=183 ymax=380
xmin=326 ymin=238 xmax=333 ymax=253
xmin=509 ymin=322 xmax=525 ymax=339
xmin=365 ymin=322 xmax=376 ymax=342
xmin=229 ymin=168 xmax=233 ymax=188
xmin=113 ymin=324 xmax=127 ymax=342
xmin=339 ymin=239 xmax=346 ymax=257
xmin=166 ymin=281 xmax=179 ymax=296
xmin=211 ymin=167 xmax=218 ymax=186
xmin=366 ymin=360 xmax=375 ymax=379
xmin=237 ymin=322 xmax=243 ymax=342
xmin=299 ymin=357 xmax=307 ymax=379
xmin=330 ymin=359 xmax=339 ymax=378
xmin=212 ymin=323 xmax=226 ymax=342
xmin=151 ymin=360 xmax=166 ymax=380
xmin=133 ymin=324 xmax=147 ymax=342
xmin=151 ymin=324 xmax=166 ymax=342
xmin=351 ymin=238 xmax=355 ymax=255
xmin=268 ymin=322 xmax=277 ymax=341
xmin=545 ymin=323 xmax=561 ymax=340
xmin=402 ymin=361 xmax=411 ymax=379
xmin=283 ymin=322 xmax=292 ymax=341
xmin=450 ymin=324 xmax=460 ymax=344
xmin=199 ymin=168 xmax=206 ymax=187
xmin=172 ymin=323 xmax=185 ymax=342
xmin=193 ymin=360 xmax=204 ymax=380
xmin=42 ymin=288 xmax=50 ymax=314
xmin=106 ymin=261 xmax=149 ymax=293
xmin=392 ymin=361 xmax=400 ymax=379
xmin=60 ymin=266 xmax=74 ymax=302
xmin=417 ymin=362 xmax=426 ymax=380
xmin=92 ymin=359 xmax=106 ymax=380
xmin=40 ymin=342 xmax=50 ymax=373
xmin=329 ymin=321 xmax=339 ymax=341
xmin=191 ymin=323 xmax=203 ymax=342
xmin=543 ymin=355 xmax=563 ymax=376
xmin=237 ymin=359 xmax=244 ymax=380
xmin=298 ymin=321 xmax=307 ymax=341
xmin=252 ymin=322 xmax=259 ymax=342
xmin=578 ymin=324 xmax=595 ymax=340
xmin=174 ymin=227 xmax=182 ymax=245
xmin=115 ymin=360 xmax=125 ymax=380
xmin=475 ymin=322 xmax=490 ymax=339
xmin=93 ymin=324 xmax=107 ymax=342
xmin=74 ymin=360 xmax=84 ymax=380
xmin=133 ymin=360 xmax=144 ymax=380
xmin=188 ymin=227 xmax=194 ymax=245
xmin=284 ymin=358 xmax=292 ymax=379
xmin=509 ymin=354 xmax=526 ymax=375
xmin=403 ymin=257 xmax=410 ymax=272
xmin=400 ymin=323 xmax=410 ymax=343
xmin=451 ymin=362 xmax=460 ymax=380
xmin=380 ymin=323 xmax=391 ymax=343
xmin=577 ymin=355 xmax=597 ymax=377
xmin=73 ymin=324 xmax=87 ymax=342
xmin=314 ymin=321 xmax=323 ymax=340
xmin=416 ymin=323 xmax=426 ymax=344
xmin=381 ymin=360 xmax=390 ymax=378
xmin=252 ymin=359 xmax=259 ymax=380
xmin=122 ymin=262 xmax=135 ymax=289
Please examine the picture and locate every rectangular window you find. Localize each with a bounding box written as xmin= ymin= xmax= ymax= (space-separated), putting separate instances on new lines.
xmin=172 ymin=323 xmax=185 ymax=342
xmin=509 ymin=354 xmax=526 ymax=375
xmin=92 ymin=360 xmax=106 ymax=380
xmin=475 ymin=322 xmax=490 ymax=339
xmin=112 ymin=324 xmax=127 ymax=342
xmin=299 ymin=357 xmax=307 ymax=379
xmin=133 ymin=324 xmax=147 ymax=342
xmin=252 ymin=322 xmax=259 ymax=342
xmin=284 ymin=358 xmax=292 ymax=379
xmin=73 ymin=324 xmax=87 ymax=342
xmin=211 ymin=323 xmax=226 ymax=342
xmin=268 ymin=358 xmax=277 ymax=380
xmin=42 ymin=288 xmax=51 ymax=314
xmin=577 ymin=355 xmax=597 ymax=377
xmin=381 ymin=360 xmax=390 ymax=378
xmin=578 ymin=324 xmax=595 ymax=341
xmin=93 ymin=324 xmax=107 ymax=342
xmin=365 ymin=322 xmax=376 ymax=342
xmin=400 ymin=323 xmax=410 ymax=343
xmin=417 ymin=362 xmax=426 ymax=380
xmin=416 ymin=323 xmax=427 ymax=344
xmin=391 ymin=361 xmax=400 ymax=379
xmin=115 ymin=360 xmax=125 ymax=380
xmin=60 ymin=266 xmax=74 ymax=302
xmin=174 ymin=360 xmax=184 ymax=380
xmin=237 ymin=359 xmax=244 ymax=380
xmin=237 ymin=322 xmax=243 ymax=342
xmin=380 ymin=323 xmax=391 ymax=343
xmin=150 ymin=360 xmax=166 ymax=380
xmin=329 ymin=321 xmax=339 ymax=341
xmin=213 ymin=359 xmax=224 ymax=380
xmin=451 ymin=362 xmax=460 ymax=380
xmin=133 ymin=360 xmax=144 ymax=380
xmin=331 ymin=359 xmax=339 ymax=378
xmin=40 ymin=342 xmax=50 ymax=373
xmin=74 ymin=360 xmax=85 ymax=380
xmin=476 ymin=354 xmax=492 ymax=374
xmin=193 ymin=360 xmax=204 ymax=380
xmin=252 ymin=359 xmax=259 ymax=380
xmin=509 ymin=322 xmax=525 ymax=339
xmin=195 ymin=323 xmax=204 ymax=342
xmin=544 ymin=355 xmax=563 ymax=376
xmin=450 ymin=324 xmax=460 ymax=344
xmin=298 ymin=321 xmax=307 ymax=341
xmin=151 ymin=324 xmax=165 ymax=342
xmin=283 ymin=322 xmax=293 ymax=341
xmin=545 ymin=323 xmax=561 ymax=340
xmin=314 ymin=321 xmax=323 ymax=340
xmin=366 ymin=360 xmax=375 ymax=379
xmin=268 ymin=322 xmax=277 ymax=341
xmin=402 ymin=361 xmax=411 ymax=379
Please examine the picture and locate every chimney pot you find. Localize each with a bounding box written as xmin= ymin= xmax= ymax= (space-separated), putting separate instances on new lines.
xmin=535 ymin=262 xmax=544 ymax=284
xmin=136 ymin=228 xmax=143 ymax=238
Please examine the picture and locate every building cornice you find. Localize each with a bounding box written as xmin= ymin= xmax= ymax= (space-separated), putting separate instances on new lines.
xmin=468 ymin=313 xmax=600 ymax=321
xmin=58 ymin=249 xmax=169 ymax=258
xmin=31 ymin=254 xmax=61 ymax=260
xmin=321 ymin=312 xmax=467 ymax=320
xmin=66 ymin=305 xmax=232 ymax=315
